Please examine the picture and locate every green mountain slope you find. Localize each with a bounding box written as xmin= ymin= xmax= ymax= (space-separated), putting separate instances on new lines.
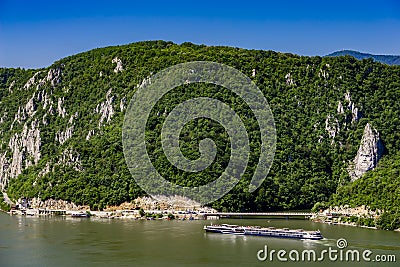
xmin=1 ymin=41 xmax=400 ymax=212
xmin=327 ymin=50 xmax=400 ymax=65
xmin=332 ymin=152 xmax=400 ymax=210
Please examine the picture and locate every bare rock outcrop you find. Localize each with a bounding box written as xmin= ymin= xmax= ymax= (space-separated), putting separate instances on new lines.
xmin=112 ymin=57 xmax=124 ymax=73
xmin=120 ymin=97 xmax=126 ymax=112
xmin=285 ymin=73 xmax=295 ymax=86
xmin=348 ymin=123 xmax=384 ymax=181
xmin=95 ymin=89 xmax=115 ymax=128
xmin=325 ymin=115 xmax=340 ymax=143
xmin=23 ymin=72 xmax=40 ymax=90
xmin=41 ymin=90 xmax=53 ymax=110
xmin=37 ymin=148 xmax=83 ymax=179
xmin=55 ymin=126 xmax=74 ymax=145
xmin=8 ymin=80 xmax=15 ymax=93
xmin=22 ymin=67 xmax=62 ymax=91
xmin=337 ymin=101 xmax=344 ymax=114
xmin=86 ymin=129 xmax=95 ymax=140
xmin=38 ymin=161 xmax=52 ymax=178
xmin=25 ymin=93 xmax=37 ymax=117
xmin=344 ymin=91 xmax=361 ymax=123
xmin=27 ymin=197 xmax=89 ymax=211
xmin=319 ymin=69 xmax=329 ymax=79
xmin=57 ymin=97 xmax=67 ymax=118
xmin=57 ymin=148 xmax=83 ymax=171
xmin=0 ymin=113 xmax=6 ymax=125
xmin=0 ymin=152 xmax=10 ymax=190
xmin=138 ymin=77 xmax=151 ymax=88
xmin=11 ymin=107 xmax=26 ymax=129
xmin=8 ymin=120 xmax=41 ymax=178
xmin=46 ymin=68 xmax=62 ymax=87
xmin=68 ymin=112 xmax=78 ymax=125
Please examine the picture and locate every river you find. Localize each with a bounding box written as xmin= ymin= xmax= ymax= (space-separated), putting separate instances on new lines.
xmin=0 ymin=212 xmax=399 ymax=266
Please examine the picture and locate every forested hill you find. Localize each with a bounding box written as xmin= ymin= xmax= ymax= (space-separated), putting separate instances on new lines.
xmin=1 ymin=41 xmax=399 ymax=213
xmin=327 ymin=50 xmax=400 ymax=65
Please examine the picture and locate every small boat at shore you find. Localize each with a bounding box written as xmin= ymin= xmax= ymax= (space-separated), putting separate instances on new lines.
xmin=71 ymin=212 xmax=89 ymax=218
xmin=204 ymin=224 xmax=323 ymax=240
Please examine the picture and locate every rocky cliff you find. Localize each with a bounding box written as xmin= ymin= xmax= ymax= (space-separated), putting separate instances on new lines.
xmin=349 ymin=123 xmax=384 ymax=181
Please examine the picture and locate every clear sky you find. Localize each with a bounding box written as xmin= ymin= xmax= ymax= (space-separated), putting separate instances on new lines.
xmin=0 ymin=0 xmax=399 ymax=69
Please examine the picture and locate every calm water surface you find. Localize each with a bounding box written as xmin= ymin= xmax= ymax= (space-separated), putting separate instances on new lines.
xmin=1 ymin=212 xmax=399 ymax=266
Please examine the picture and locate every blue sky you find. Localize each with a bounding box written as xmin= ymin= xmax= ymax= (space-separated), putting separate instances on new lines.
xmin=0 ymin=0 xmax=399 ymax=69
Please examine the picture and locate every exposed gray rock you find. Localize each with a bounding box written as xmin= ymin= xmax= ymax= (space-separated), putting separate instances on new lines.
xmin=112 ymin=57 xmax=124 ymax=73
xmin=8 ymin=120 xmax=41 ymax=179
xmin=23 ymin=72 xmax=40 ymax=90
xmin=11 ymin=88 xmax=55 ymax=130
xmin=36 ymin=67 xmax=62 ymax=89
xmin=120 ymin=97 xmax=126 ymax=112
xmin=86 ymin=129 xmax=95 ymax=140
xmin=349 ymin=102 xmax=361 ymax=122
xmin=319 ymin=69 xmax=329 ymax=79
xmin=57 ymin=97 xmax=67 ymax=118
xmin=42 ymin=90 xmax=53 ymax=110
xmin=38 ymin=161 xmax=52 ymax=178
xmin=2 ymin=192 xmax=13 ymax=204
xmin=344 ymin=91 xmax=361 ymax=123
xmin=25 ymin=93 xmax=37 ymax=117
xmin=55 ymin=126 xmax=74 ymax=145
xmin=10 ymin=107 xmax=26 ymax=129
xmin=0 ymin=152 xmax=10 ymax=190
xmin=349 ymin=123 xmax=384 ymax=181
xmin=37 ymin=148 xmax=82 ymax=179
xmin=42 ymin=114 xmax=48 ymax=125
xmin=8 ymin=80 xmax=15 ymax=93
xmin=325 ymin=115 xmax=340 ymax=143
xmin=68 ymin=112 xmax=78 ymax=124
xmin=46 ymin=68 xmax=62 ymax=87
xmin=0 ymin=112 xmax=7 ymax=125
xmin=28 ymin=197 xmax=88 ymax=210
xmin=285 ymin=73 xmax=295 ymax=86
xmin=57 ymin=148 xmax=83 ymax=171
xmin=95 ymin=89 xmax=115 ymax=128
xmin=138 ymin=77 xmax=151 ymax=88
xmin=337 ymin=101 xmax=344 ymax=114
xmin=48 ymin=104 xmax=54 ymax=115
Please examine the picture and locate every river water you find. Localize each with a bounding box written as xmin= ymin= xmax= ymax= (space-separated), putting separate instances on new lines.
xmin=0 ymin=212 xmax=399 ymax=267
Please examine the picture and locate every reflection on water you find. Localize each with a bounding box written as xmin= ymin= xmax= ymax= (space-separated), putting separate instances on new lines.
xmin=1 ymin=213 xmax=399 ymax=267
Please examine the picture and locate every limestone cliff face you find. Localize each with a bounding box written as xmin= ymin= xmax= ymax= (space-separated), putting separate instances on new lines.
xmin=0 ymin=120 xmax=42 ymax=189
xmin=349 ymin=123 xmax=384 ymax=181
xmin=324 ymin=91 xmax=362 ymax=145
xmin=0 ymin=61 xmax=124 ymax=191
xmin=95 ymin=88 xmax=115 ymax=128
xmin=0 ymin=68 xmax=62 ymax=189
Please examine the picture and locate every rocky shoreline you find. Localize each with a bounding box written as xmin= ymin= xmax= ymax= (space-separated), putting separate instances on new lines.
xmin=311 ymin=205 xmax=400 ymax=231
xmin=1 ymin=196 xmax=218 ymax=220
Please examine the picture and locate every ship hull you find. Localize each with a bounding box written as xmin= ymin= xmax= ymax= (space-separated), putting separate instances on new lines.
xmin=204 ymin=224 xmax=323 ymax=240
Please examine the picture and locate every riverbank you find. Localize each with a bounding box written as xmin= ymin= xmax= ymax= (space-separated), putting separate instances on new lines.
xmin=1 ymin=195 xmax=218 ymax=220
xmin=311 ymin=205 xmax=400 ymax=231
xmin=5 ymin=208 xmax=216 ymax=220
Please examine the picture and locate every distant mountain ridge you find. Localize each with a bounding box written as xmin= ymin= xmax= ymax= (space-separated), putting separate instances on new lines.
xmin=326 ymin=50 xmax=400 ymax=65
